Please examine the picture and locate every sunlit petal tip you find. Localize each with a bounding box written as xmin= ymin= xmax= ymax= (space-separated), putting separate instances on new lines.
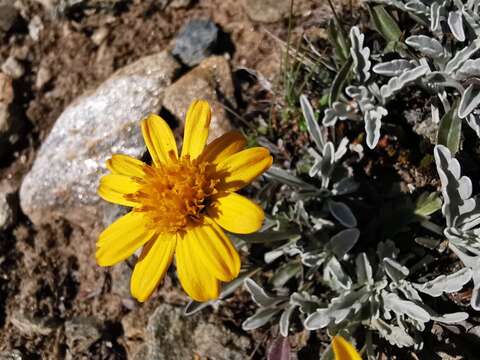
xmin=199 ymin=130 xmax=247 ymax=164
xmin=141 ymin=113 xmax=178 ymax=166
xmin=332 ymin=336 xmax=362 ymax=360
xmin=181 ymin=100 xmax=212 ymax=159
xmin=208 ymin=192 xmax=265 ymax=234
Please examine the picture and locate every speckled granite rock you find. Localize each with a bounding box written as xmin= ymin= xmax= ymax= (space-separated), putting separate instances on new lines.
xmin=131 ymin=304 xmax=251 ymax=360
xmin=163 ymin=55 xmax=234 ymax=142
xmin=19 ymin=51 xmax=180 ymax=230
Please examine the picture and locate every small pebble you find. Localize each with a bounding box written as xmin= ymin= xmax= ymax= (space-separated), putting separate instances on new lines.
xmin=1 ymin=57 xmax=24 ymax=79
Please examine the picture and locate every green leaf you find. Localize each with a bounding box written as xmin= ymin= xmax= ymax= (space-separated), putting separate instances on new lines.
xmin=328 ymin=19 xmax=350 ymax=66
xmin=437 ymin=103 xmax=462 ymax=154
xmin=414 ymin=192 xmax=442 ymax=217
xmin=329 ymin=57 xmax=352 ymax=106
xmin=369 ymin=5 xmax=402 ymax=43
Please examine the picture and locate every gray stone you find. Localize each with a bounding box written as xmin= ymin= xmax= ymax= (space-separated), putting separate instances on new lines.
xmin=163 ymin=56 xmax=234 ymax=142
xmin=0 ymin=192 xmax=14 ymax=230
xmin=169 ymin=0 xmax=192 ymax=8
xmin=243 ymin=0 xmax=291 ymax=23
xmin=28 ymin=15 xmax=43 ymax=42
xmin=0 ymin=72 xmax=13 ymax=134
xmin=0 ymin=1 xmax=18 ymax=34
xmin=0 ymin=350 xmax=23 ymax=360
xmin=1 ymin=57 xmax=24 ymax=79
xmin=172 ymin=19 xmax=219 ymax=67
xmin=133 ymin=304 xmax=251 ymax=360
xmin=10 ymin=311 xmax=59 ymax=337
xmin=65 ymin=317 xmax=102 ymax=353
xmin=19 ymin=51 xmax=180 ymax=230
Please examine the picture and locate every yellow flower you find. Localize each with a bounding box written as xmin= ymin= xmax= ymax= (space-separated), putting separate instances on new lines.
xmin=332 ymin=336 xmax=362 ymax=360
xmin=96 ymin=100 xmax=272 ymax=302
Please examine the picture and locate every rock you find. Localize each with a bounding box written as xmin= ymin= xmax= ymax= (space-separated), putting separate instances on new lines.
xmin=1 ymin=57 xmax=24 ymax=79
xmin=169 ymin=0 xmax=192 ymax=8
xmin=0 ymin=192 xmax=14 ymax=230
xmin=0 ymin=1 xmax=18 ymax=34
xmin=163 ymin=56 xmax=234 ymax=142
xmin=91 ymin=27 xmax=109 ymax=46
xmin=0 ymin=73 xmax=14 ymax=134
xmin=172 ymin=19 xmax=219 ymax=67
xmin=0 ymin=350 xmax=23 ymax=360
xmin=10 ymin=311 xmax=59 ymax=337
xmin=65 ymin=317 xmax=102 ymax=353
xmin=28 ymin=15 xmax=43 ymax=42
xmin=133 ymin=303 xmax=251 ymax=360
xmin=35 ymin=64 xmax=52 ymax=90
xmin=20 ymin=51 xmax=180 ymax=230
xmin=243 ymin=0 xmax=291 ymax=23
xmin=110 ymin=261 xmax=132 ymax=299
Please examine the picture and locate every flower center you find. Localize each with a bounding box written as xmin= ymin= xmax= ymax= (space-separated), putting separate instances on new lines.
xmin=131 ymin=156 xmax=218 ymax=234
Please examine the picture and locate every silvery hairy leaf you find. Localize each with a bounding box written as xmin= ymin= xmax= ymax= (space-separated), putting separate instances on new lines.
xmin=430 ymin=312 xmax=469 ymax=324
xmin=380 ymin=64 xmax=429 ymax=99
xmin=349 ymin=26 xmax=371 ymax=83
xmin=266 ymin=167 xmax=317 ymax=191
xmin=373 ymin=59 xmax=415 ymax=77
xmin=332 ymin=177 xmax=359 ymax=196
xmin=370 ymin=318 xmax=415 ymax=348
xmin=324 ymin=256 xmax=353 ymax=290
xmin=304 ymin=287 xmax=370 ymax=329
xmin=448 ymin=10 xmax=466 ymax=41
xmin=430 ymin=2 xmax=441 ymax=31
xmin=242 ymin=307 xmax=283 ymax=331
xmin=334 ymin=137 xmax=350 ymax=161
xmin=264 ymin=239 xmax=302 ymax=264
xmin=365 ymin=104 xmax=388 ymax=149
xmin=405 ymin=35 xmax=445 ymax=58
xmin=413 ymin=267 xmax=473 ymax=296
xmin=459 ymin=84 xmax=480 ymax=119
xmin=356 ymin=253 xmax=373 ymax=285
xmin=437 ymin=102 xmax=462 ymax=154
xmin=424 ymin=72 xmax=464 ymax=93
xmin=405 ymin=0 xmax=429 ymax=15
xmin=300 ymin=94 xmax=325 ymax=150
xmin=271 ymin=262 xmax=302 ymax=288
xmin=329 ymin=228 xmax=360 ymax=258
xmin=450 ymin=244 xmax=480 ymax=310
xmin=456 ymin=59 xmax=480 ymax=79
xmin=384 ymin=258 xmax=409 ymax=282
xmin=434 ymin=145 xmax=476 ymax=227
xmin=290 ymin=292 xmax=321 ymax=313
xmin=323 ymin=108 xmax=339 ymax=127
xmin=320 ymin=142 xmax=335 ymax=185
xmin=244 ymin=278 xmax=281 ymax=307
xmin=382 ymin=292 xmax=431 ymax=323
xmin=445 ymin=38 xmax=480 ymax=74
xmin=279 ymin=306 xmax=295 ymax=337
xmin=330 ymin=58 xmax=353 ymax=106
xmin=377 ymin=240 xmax=400 ymax=262
xmin=328 ymin=200 xmax=357 ymax=228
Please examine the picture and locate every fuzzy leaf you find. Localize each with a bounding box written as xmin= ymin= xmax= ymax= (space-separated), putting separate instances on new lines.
xmin=430 ymin=2 xmax=441 ymax=31
xmin=271 ymin=262 xmax=302 ymax=288
xmin=365 ymin=105 xmax=387 ymax=149
xmin=242 ymin=307 xmax=282 ymax=331
xmin=384 ymin=258 xmax=409 ymax=282
xmin=330 ymin=228 xmax=360 ymax=258
xmin=437 ymin=102 xmax=462 ymax=154
xmin=328 ymin=200 xmax=357 ymax=228
xmin=371 ymin=318 xmax=415 ymax=348
xmin=448 ymin=11 xmax=466 ymax=42
xmin=356 ymin=253 xmax=373 ymax=285
xmin=414 ymin=268 xmax=473 ymax=297
xmin=406 ymin=35 xmax=445 ymax=58
xmin=373 ymin=59 xmax=414 ymax=77
xmin=266 ymin=167 xmax=317 ymax=191
xmin=301 ymin=94 xmax=324 ymax=150
xmin=279 ymin=307 xmax=295 ymax=338
xmin=380 ymin=64 xmax=429 ymax=99
xmin=459 ymin=84 xmax=480 ymax=119
xmin=324 ymin=256 xmax=352 ymax=290
xmin=430 ymin=312 xmax=469 ymax=324
xmin=244 ymin=278 xmax=278 ymax=307
xmin=349 ymin=26 xmax=371 ymax=83
xmin=445 ymin=38 xmax=480 ymax=74
xmin=332 ymin=177 xmax=359 ymax=196
xmin=382 ymin=292 xmax=430 ymax=323
xmin=414 ymin=191 xmax=442 ymax=217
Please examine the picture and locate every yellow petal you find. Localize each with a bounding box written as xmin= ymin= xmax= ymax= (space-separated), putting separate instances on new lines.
xmin=175 ymin=229 xmax=219 ymax=301
xmin=216 ymin=147 xmax=273 ymax=191
xmin=332 ymin=336 xmax=362 ymax=360
xmin=106 ymin=154 xmax=146 ymax=177
xmin=141 ymin=114 xmax=178 ymax=166
xmin=130 ymin=232 xmax=176 ymax=302
xmin=191 ymin=221 xmax=241 ymax=281
xmin=208 ymin=192 xmax=264 ymax=234
xmin=198 ymin=131 xmax=246 ymax=164
xmin=98 ymin=174 xmax=142 ymax=207
xmin=96 ymin=211 xmax=155 ymax=266
xmin=180 ymin=100 xmax=211 ymax=160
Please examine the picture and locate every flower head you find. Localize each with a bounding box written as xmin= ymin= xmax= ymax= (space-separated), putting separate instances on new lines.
xmin=97 ymin=100 xmax=272 ymax=302
xmin=332 ymin=336 xmax=362 ymax=360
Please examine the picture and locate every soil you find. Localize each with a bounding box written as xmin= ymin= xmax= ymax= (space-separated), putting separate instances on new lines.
xmin=0 ymin=0 xmax=330 ymax=359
